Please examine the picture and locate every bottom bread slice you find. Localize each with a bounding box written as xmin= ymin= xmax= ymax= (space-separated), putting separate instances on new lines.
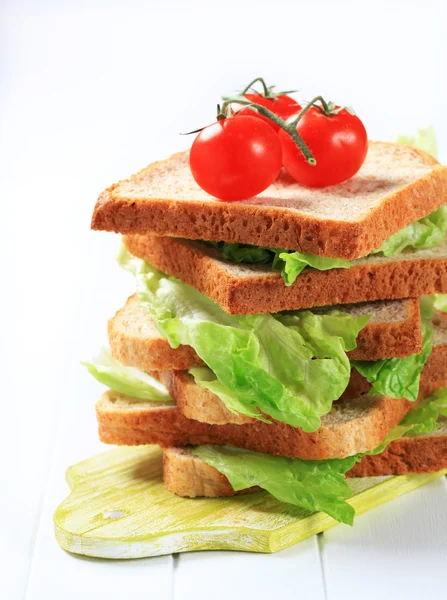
xmin=163 ymin=419 xmax=447 ymax=498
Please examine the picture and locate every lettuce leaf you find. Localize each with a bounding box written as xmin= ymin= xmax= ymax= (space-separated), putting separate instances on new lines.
xmin=374 ymin=127 xmax=445 ymax=255
xmin=82 ymin=349 xmax=173 ymax=402
xmin=371 ymin=205 xmax=447 ymax=256
xmin=419 ymin=294 xmax=447 ymax=317
xmin=393 ymin=125 xmax=438 ymax=159
xmin=277 ymin=252 xmax=351 ymax=285
xmin=420 ymin=295 xmax=436 ymax=320
xmin=118 ymin=247 xmax=370 ymax=431
xmin=192 ymin=385 xmax=447 ymax=525
xmin=351 ymin=320 xmax=433 ymax=401
xmin=207 ymin=241 xmax=276 ymax=265
xmin=207 ymin=241 xmax=351 ymax=285
xmin=192 ymin=445 xmax=358 ymax=525
xmin=207 ymin=205 xmax=446 ymax=284
xmin=434 ymin=294 xmax=447 ymax=313
xmin=400 ymin=387 xmax=447 ymax=434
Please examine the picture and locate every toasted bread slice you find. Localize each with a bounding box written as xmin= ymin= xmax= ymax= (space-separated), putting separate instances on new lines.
xmin=109 ymin=295 xmax=422 ymax=373
xmin=97 ymin=391 xmax=413 ymax=460
xmin=96 ymin=332 xmax=447 ymax=460
xmin=122 ymin=234 xmax=447 ymax=314
xmin=163 ymin=422 xmax=447 ymax=498
xmin=92 ymin=143 xmax=447 ymax=259
xmin=152 ymin=369 xmax=377 ymax=426
xmin=163 ymin=447 xmax=260 ymax=498
xmin=155 ymin=315 xmax=447 ymax=427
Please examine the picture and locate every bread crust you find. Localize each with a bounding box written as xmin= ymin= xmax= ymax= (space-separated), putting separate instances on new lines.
xmin=122 ymin=233 xmax=447 ymax=315
xmin=348 ymin=431 xmax=447 ymax=476
xmin=96 ymin=343 xmax=447 ymax=460
xmin=91 ymin=143 xmax=447 ymax=259
xmin=163 ymin=448 xmax=259 ymax=497
xmin=109 ymin=295 xmax=422 ymax=368
xmin=162 ymin=436 xmax=447 ymax=498
xmin=108 ymin=296 xmax=203 ymax=371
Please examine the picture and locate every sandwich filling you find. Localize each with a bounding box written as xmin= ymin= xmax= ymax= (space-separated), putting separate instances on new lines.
xmin=105 ymin=247 xmax=434 ymax=431
xmin=191 ymin=386 xmax=447 ymax=525
xmin=87 ymin=357 xmax=447 ymax=525
xmin=203 ymin=204 xmax=447 ymax=286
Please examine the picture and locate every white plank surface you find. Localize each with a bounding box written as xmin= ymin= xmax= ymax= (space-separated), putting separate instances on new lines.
xmin=1 ymin=1 xmax=447 ymax=599
xmin=320 ymin=477 xmax=447 ymax=600
xmin=174 ymin=541 xmax=326 ymax=600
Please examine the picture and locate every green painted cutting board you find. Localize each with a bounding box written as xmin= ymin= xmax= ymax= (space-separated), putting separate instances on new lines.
xmin=54 ymin=446 xmax=446 ymax=559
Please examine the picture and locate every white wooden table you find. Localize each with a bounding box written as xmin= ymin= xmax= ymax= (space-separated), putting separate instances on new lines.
xmin=2 ymin=2 xmax=447 ymax=598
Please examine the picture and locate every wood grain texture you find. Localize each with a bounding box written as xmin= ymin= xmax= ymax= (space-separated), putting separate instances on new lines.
xmin=53 ymin=445 xmax=446 ymax=559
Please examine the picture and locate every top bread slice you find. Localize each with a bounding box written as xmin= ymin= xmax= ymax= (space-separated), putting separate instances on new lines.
xmin=91 ymin=142 xmax=447 ymax=259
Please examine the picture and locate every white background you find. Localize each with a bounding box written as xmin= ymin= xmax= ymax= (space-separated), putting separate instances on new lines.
xmin=1 ymin=1 xmax=447 ymax=599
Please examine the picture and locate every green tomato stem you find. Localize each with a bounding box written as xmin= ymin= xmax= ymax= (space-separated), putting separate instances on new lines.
xmin=241 ymin=77 xmax=270 ymax=97
xmin=289 ymin=95 xmax=329 ymax=127
xmin=222 ymin=95 xmax=316 ymax=165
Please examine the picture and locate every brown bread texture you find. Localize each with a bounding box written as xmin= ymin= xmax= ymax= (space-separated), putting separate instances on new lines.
xmin=91 ymin=142 xmax=447 ymax=259
xmin=96 ymin=391 xmax=413 ymax=460
xmin=96 ymin=337 xmax=447 ymax=460
xmin=163 ymin=448 xmax=260 ymax=498
xmin=122 ymin=233 xmax=447 ymax=314
xmin=109 ymin=295 xmax=422 ymax=369
xmin=154 ymin=316 xmax=447 ymax=427
xmin=348 ymin=418 xmax=447 ymax=476
xmin=162 ymin=424 xmax=447 ymax=498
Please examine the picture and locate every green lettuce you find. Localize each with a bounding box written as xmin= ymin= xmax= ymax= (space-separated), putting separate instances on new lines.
xmin=207 ymin=204 xmax=446 ymax=285
xmin=393 ymin=125 xmax=438 ymax=159
xmin=400 ymin=387 xmax=447 ymax=434
xmin=118 ymin=247 xmax=369 ymax=431
xmin=371 ymin=205 xmax=447 ymax=256
xmin=351 ymin=321 xmax=433 ymax=401
xmin=193 ymin=445 xmax=358 ymax=525
xmin=193 ymin=386 xmax=447 ymax=525
xmin=208 ymin=241 xmax=351 ymax=285
xmin=277 ymin=252 xmax=351 ymax=285
xmin=434 ymin=295 xmax=447 ymax=313
xmin=422 ymin=293 xmax=447 ymax=314
xmin=82 ymin=349 xmax=173 ymax=402
xmin=208 ymin=241 xmax=275 ymax=265
xmin=372 ymin=127 xmax=445 ymax=255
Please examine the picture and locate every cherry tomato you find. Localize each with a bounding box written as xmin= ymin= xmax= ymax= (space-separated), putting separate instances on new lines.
xmin=190 ymin=116 xmax=282 ymax=201
xmin=278 ymin=107 xmax=368 ymax=187
xmin=233 ymin=93 xmax=301 ymax=131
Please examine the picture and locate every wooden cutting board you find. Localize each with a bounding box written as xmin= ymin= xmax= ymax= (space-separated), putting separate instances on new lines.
xmin=54 ymin=445 xmax=446 ymax=559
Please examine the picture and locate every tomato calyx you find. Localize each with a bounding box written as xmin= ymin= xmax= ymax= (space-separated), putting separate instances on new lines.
xmin=240 ymin=76 xmax=297 ymax=102
xmin=296 ymin=96 xmax=355 ymax=120
xmin=181 ymin=104 xmax=231 ymax=136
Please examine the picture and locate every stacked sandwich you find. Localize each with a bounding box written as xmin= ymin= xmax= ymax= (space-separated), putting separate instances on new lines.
xmin=86 ymin=140 xmax=447 ymax=524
